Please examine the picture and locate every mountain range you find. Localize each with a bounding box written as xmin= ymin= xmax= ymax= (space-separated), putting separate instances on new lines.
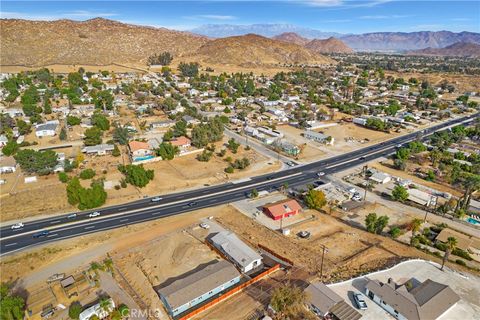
xmin=273 ymin=33 xmax=353 ymax=54
xmin=407 ymin=42 xmax=480 ymax=57
xmin=191 ymin=24 xmax=480 ymax=52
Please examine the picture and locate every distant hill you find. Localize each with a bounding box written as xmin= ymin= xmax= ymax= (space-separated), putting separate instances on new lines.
xmin=407 ymin=42 xmax=480 ymax=57
xmin=194 ymin=34 xmax=334 ymax=67
xmin=340 ymin=31 xmax=480 ymax=52
xmin=190 ymin=24 xmax=341 ymax=39
xmin=273 ymin=32 xmax=310 ymax=46
xmin=305 ymin=37 xmax=354 ymax=54
xmin=0 ymin=18 xmax=208 ymax=66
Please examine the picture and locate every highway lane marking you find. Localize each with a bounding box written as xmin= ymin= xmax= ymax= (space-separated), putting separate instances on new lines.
xmin=4 ymin=243 xmax=17 ymax=247
xmin=120 ymin=219 xmax=129 ymax=222
xmin=2 ymin=115 xmax=477 ymax=242
xmin=47 ymin=233 xmax=58 ymax=238
xmin=84 ymin=226 xmax=95 ymax=230
xmin=50 ymin=220 xmax=61 ymax=224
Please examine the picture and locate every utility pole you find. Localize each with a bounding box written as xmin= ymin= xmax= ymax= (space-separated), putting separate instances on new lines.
xmin=363 ymin=165 xmax=369 ymax=201
xmin=320 ymin=245 xmax=328 ymax=279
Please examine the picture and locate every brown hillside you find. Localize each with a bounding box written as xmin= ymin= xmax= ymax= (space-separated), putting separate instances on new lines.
xmin=194 ymin=34 xmax=334 ymax=67
xmin=0 ymin=18 xmax=209 ymax=66
xmin=273 ymin=32 xmax=310 ymax=46
xmin=407 ymin=42 xmax=480 ymax=57
xmin=305 ymin=37 xmax=354 ymax=54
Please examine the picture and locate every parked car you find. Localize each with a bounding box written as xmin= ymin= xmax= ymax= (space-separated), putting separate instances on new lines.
xmin=352 ymin=194 xmax=363 ymax=201
xmin=286 ymin=161 xmax=296 ymax=167
xmin=298 ymin=231 xmax=311 ymax=239
xmin=317 ymin=172 xmax=325 ymax=177
xmin=88 ymin=211 xmax=100 ymax=218
xmin=66 ymin=213 xmax=77 ymax=219
xmin=11 ymin=222 xmax=24 ymax=230
xmin=353 ymin=293 xmax=368 ymax=310
xmin=151 ymin=197 xmax=163 ymax=202
xmin=199 ymin=223 xmax=210 ymax=229
xmin=33 ymin=230 xmax=50 ymax=238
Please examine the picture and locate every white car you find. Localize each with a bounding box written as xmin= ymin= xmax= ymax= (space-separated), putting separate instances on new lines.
xmin=317 ymin=172 xmax=325 ymax=177
xmin=11 ymin=222 xmax=24 ymax=230
xmin=88 ymin=211 xmax=100 ymax=218
xmin=199 ymin=223 xmax=210 ymax=229
xmin=151 ymin=197 xmax=163 ymax=202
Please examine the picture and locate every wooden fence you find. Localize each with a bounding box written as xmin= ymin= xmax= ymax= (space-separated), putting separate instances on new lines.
xmin=257 ymin=243 xmax=294 ymax=266
xmin=178 ymin=264 xmax=280 ymax=320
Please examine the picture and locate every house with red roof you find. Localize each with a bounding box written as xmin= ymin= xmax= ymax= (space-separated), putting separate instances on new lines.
xmin=170 ymin=136 xmax=191 ymax=149
xmin=128 ymin=141 xmax=151 ymax=157
xmin=263 ymin=199 xmax=302 ymax=220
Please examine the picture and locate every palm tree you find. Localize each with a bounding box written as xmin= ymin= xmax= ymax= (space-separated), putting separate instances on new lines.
xmin=99 ymin=298 xmax=112 ymax=313
xmin=441 ymin=237 xmax=458 ymax=271
xmin=456 ymin=174 xmax=480 ymax=213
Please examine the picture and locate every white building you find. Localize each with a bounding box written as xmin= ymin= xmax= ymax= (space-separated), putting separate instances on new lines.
xmin=79 ymin=298 xmax=115 ymax=320
xmin=303 ymin=131 xmax=334 ymax=145
xmin=35 ymin=121 xmax=59 ymax=137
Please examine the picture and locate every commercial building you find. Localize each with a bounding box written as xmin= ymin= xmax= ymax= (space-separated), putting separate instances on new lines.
xmin=365 ymin=278 xmax=459 ymax=320
xmin=305 ymin=282 xmax=361 ymax=320
xmin=263 ymin=199 xmax=302 ymax=220
xmin=157 ymin=260 xmax=241 ymax=317
xmin=210 ymin=231 xmax=263 ymax=273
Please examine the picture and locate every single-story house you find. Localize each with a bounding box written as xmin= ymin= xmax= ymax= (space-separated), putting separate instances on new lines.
xmin=35 ymin=121 xmax=58 ymax=137
xmin=303 ymin=131 xmax=334 ymax=145
xmin=78 ymin=298 xmax=115 ymax=320
xmin=128 ymin=141 xmax=151 ymax=157
xmin=150 ymin=120 xmax=175 ymax=129
xmin=369 ymin=172 xmax=391 ymax=184
xmin=263 ymin=199 xmax=302 ymax=220
xmin=157 ymin=260 xmax=241 ymax=317
xmin=305 ymin=282 xmax=361 ymax=320
xmin=170 ymin=136 xmax=191 ymax=149
xmin=209 ymin=231 xmax=263 ymax=273
xmin=365 ymin=278 xmax=459 ymax=320
xmin=82 ymin=144 xmax=115 ymax=156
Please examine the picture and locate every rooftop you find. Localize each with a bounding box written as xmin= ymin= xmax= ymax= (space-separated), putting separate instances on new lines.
xmin=210 ymin=231 xmax=262 ymax=270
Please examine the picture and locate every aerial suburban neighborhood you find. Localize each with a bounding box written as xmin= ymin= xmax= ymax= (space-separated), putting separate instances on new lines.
xmin=1 ymin=1 xmax=480 ymax=320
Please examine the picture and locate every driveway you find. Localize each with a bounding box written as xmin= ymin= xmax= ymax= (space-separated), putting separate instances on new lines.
xmin=327 ymin=259 xmax=480 ymax=320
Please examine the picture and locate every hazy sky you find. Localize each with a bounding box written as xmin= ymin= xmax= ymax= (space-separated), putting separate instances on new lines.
xmin=1 ymin=0 xmax=479 ymax=33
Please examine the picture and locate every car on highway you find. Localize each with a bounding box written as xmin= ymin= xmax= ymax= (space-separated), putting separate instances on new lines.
xmin=88 ymin=211 xmax=100 ymax=218
xmin=317 ymin=172 xmax=325 ymax=177
xmin=188 ymin=201 xmax=198 ymax=207
xmin=359 ymin=156 xmax=366 ymax=160
xmin=66 ymin=213 xmax=77 ymax=219
xmin=353 ymin=293 xmax=368 ymax=310
xmin=199 ymin=223 xmax=210 ymax=229
xmin=151 ymin=197 xmax=163 ymax=202
xmin=266 ymin=176 xmax=274 ymax=180
xmin=11 ymin=222 xmax=24 ymax=230
xmin=33 ymin=230 xmax=50 ymax=238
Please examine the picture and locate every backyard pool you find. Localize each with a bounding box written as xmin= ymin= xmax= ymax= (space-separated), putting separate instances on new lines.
xmin=133 ymin=155 xmax=155 ymax=162
xmin=466 ymin=217 xmax=480 ymax=225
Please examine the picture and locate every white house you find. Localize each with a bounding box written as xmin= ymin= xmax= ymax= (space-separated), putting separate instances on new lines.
xmin=369 ymin=172 xmax=391 ymax=184
xmin=0 ymin=156 xmax=16 ymax=173
xmin=82 ymin=144 xmax=115 ymax=156
xmin=210 ymin=231 xmax=262 ymax=273
xmin=79 ymin=298 xmax=115 ymax=320
xmin=35 ymin=121 xmax=59 ymax=137
xmin=303 ymin=131 xmax=334 ymax=145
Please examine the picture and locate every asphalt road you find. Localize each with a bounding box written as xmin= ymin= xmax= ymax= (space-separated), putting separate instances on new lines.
xmin=1 ymin=113 xmax=478 ymax=255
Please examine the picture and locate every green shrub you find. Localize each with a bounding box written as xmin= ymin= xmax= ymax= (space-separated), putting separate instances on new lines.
xmin=58 ymin=172 xmax=69 ymax=183
xmin=455 ymin=259 xmax=467 ymax=266
xmin=79 ymin=168 xmax=96 ymax=180
xmin=224 ymin=166 xmax=234 ymax=174
xmin=453 ymin=248 xmax=473 ymax=261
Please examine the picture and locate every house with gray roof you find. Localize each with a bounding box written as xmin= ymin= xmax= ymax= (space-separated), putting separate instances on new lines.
xmin=303 ymin=131 xmax=334 ymax=145
xmin=210 ymin=231 xmax=263 ymax=273
xmin=305 ymin=282 xmax=361 ymax=320
xmin=35 ymin=121 xmax=58 ymax=137
xmin=365 ymin=278 xmax=459 ymax=320
xmin=82 ymin=144 xmax=115 ymax=156
xmin=157 ymin=260 xmax=241 ymax=317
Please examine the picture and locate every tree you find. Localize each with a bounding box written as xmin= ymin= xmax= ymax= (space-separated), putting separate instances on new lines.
xmin=67 ymin=116 xmax=81 ymax=126
xmin=84 ymin=127 xmax=103 ymax=146
xmin=58 ymin=172 xmax=69 ymax=183
xmin=250 ymin=188 xmax=259 ymax=198
xmin=270 ymin=283 xmax=307 ymax=318
xmin=14 ymin=149 xmax=58 ymax=175
xmin=375 ymin=215 xmax=389 ymax=234
xmin=190 ymin=118 xmax=224 ymax=148
xmin=365 ymin=213 xmax=378 ymax=233
xmin=147 ymin=52 xmax=173 ymax=66
xmin=68 ymin=302 xmax=82 ymax=320
xmin=93 ymin=90 xmax=114 ymax=111
xmin=16 ymin=119 xmax=31 ymax=135
xmin=112 ymin=144 xmax=121 ymax=157
xmin=441 ymin=237 xmax=458 ymax=271
xmin=178 ymin=62 xmax=199 ymax=77
xmin=43 ymin=98 xmax=52 ymax=114
xmin=389 ymin=227 xmax=402 ymax=239
xmin=410 ymin=218 xmax=423 ymax=236
xmin=118 ymin=164 xmax=154 ymax=188
xmin=91 ymin=112 xmax=110 ymax=131
xmin=392 ymin=185 xmax=409 ymax=202
xmin=155 ymin=142 xmax=179 ymax=160
xmin=227 ymin=138 xmax=240 ymax=154
xmin=196 ymin=150 xmax=213 ymax=162
xmin=66 ymin=178 xmax=107 ymax=210
xmin=99 ymin=298 xmax=112 ymax=313
xmin=0 ymin=283 xmax=25 ymax=320
xmin=304 ymin=189 xmax=327 ymax=210
xmin=59 ymin=127 xmax=67 ymax=141
xmin=79 ymin=169 xmax=96 ymax=180
xmin=2 ymin=141 xmax=18 ymax=156
xmin=113 ymin=125 xmax=131 ymax=145
xmin=456 ymin=174 xmax=480 ymax=213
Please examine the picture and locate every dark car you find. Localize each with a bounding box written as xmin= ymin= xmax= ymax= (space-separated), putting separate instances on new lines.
xmin=188 ymin=201 xmax=198 ymax=207
xmin=353 ymin=293 xmax=368 ymax=310
xmin=33 ymin=230 xmax=50 ymax=238
xmin=266 ymin=176 xmax=274 ymax=180
xmin=359 ymin=156 xmax=366 ymax=160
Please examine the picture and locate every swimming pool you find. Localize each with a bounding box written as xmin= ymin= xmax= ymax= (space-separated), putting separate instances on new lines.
xmin=133 ymin=155 xmax=155 ymax=162
xmin=466 ymin=217 xmax=480 ymax=225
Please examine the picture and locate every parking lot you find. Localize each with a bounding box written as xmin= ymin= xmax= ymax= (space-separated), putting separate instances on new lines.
xmin=328 ymin=259 xmax=480 ymax=320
